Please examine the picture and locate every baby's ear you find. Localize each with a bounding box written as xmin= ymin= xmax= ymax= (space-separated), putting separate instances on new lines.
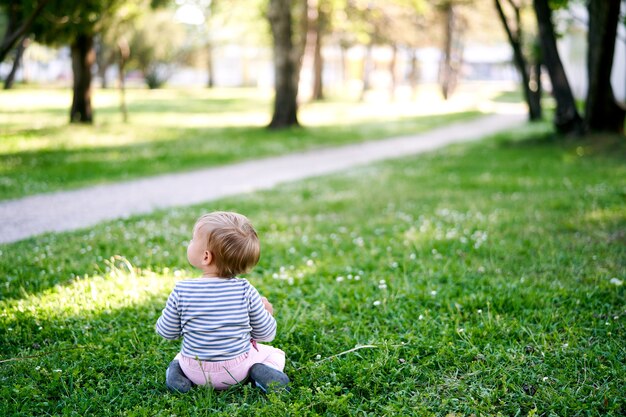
xmin=203 ymin=250 xmax=213 ymax=265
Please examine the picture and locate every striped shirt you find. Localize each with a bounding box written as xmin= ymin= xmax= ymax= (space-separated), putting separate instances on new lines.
xmin=155 ymin=277 xmax=276 ymax=361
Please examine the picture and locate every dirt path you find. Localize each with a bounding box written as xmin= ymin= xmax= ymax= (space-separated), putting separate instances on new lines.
xmin=0 ymin=112 xmax=526 ymax=244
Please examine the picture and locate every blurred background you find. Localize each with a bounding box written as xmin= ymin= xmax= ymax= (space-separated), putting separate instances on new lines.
xmin=1 ymin=0 xmax=624 ymax=129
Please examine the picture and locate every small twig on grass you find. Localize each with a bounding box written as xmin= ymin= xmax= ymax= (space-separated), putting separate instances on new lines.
xmin=0 ymin=346 xmax=88 ymax=364
xmin=297 ymin=342 xmax=419 ymax=370
xmin=297 ymin=344 xmax=379 ymax=370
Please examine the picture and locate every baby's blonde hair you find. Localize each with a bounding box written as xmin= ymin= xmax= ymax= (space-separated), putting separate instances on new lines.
xmin=195 ymin=211 xmax=260 ymax=278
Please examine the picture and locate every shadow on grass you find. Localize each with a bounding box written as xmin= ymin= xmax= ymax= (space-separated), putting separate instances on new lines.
xmin=494 ymin=123 xmax=626 ymax=155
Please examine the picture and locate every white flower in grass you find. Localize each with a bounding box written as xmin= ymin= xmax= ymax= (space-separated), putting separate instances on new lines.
xmin=336 ymin=276 xmax=344 ymax=282
xmin=306 ymin=259 xmax=314 ymax=267
xmin=418 ymin=314 xmax=424 ymax=320
xmin=610 ymin=277 xmax=623 ymax=286
xmin=430 ymin=290 xmax=437 ymax=296
xmin=457 ymin=328 xmax=465 ymax=333
xmin=354 ymin=275 xmax=361 ymax=281
xmin=373 ymin=300 xmax=381 ymax=306
xmin=477 ymin=309 xmax=483 ymax=314
xmin=315 ymin=354 xmax=321 ymax=360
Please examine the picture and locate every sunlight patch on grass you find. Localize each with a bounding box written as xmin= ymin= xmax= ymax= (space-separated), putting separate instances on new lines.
xmin=2 ymin=257 xmax=173 ymax=322
xmin=582 ymin=207 xmax=626 ymax=223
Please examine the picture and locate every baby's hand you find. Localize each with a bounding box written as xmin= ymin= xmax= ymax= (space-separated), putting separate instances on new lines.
xmin=261 ymin=297 xmax=274 ymax=315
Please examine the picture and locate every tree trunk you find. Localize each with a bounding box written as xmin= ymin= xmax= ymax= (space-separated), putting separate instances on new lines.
xmin=494 ymin=0 xmax=541 ymax=120
xmin=70 ymin=33 xmax=95 ymax=124
xmin=359 ymin=42 xmax=373 ymax=102
xmin=268 ymin=0 xmax=300 ymax=128
xmin=584 ymin=0 xmax=625 ymax=134
xmin=118 ymin=37 xmax=129 ymax=123
xmin=207 ymin=41 xmax=215 ymax=88
xmin=389 ymin=44 xmax=397 ymax=101
xmin=4 ymin=36 xmax=27 ymax=90
xmin=340 ymin=43 xmax=348 ymax=85
xmin=533 ymin=0 xmax=583 ymax=134
xmin=311 ymin=1 xmax=324 ymax=101
xmin=95 ymin=37 xmax=112 ymax=89
xmin=410 ymin=49 xmax=419 ymax=100
xmin=529 ymin=60 xmax=542 ymax=119
xmin=440 ymin=3 xmax=455 ymax=100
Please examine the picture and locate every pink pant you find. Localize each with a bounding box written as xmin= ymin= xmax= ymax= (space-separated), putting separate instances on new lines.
xmin=175 ymin=343 xmax=285 ymax=390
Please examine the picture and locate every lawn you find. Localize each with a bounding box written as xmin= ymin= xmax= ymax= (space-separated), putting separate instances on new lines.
xmin=0 ymin=120 xmax=624 ymax=416
xmin=0 ymin=86 xmax=486 ymax=201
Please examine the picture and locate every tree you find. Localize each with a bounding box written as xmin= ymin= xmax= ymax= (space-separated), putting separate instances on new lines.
xmin=0 ymin=0 xmax=49 ymax=64
xmin=267 ymin=0 xmax=306 ymax=128
xmin=309 ymin=0 xmax=332 ymax=100
xmin=438 ymin=2 xmax=462 ymax=99
xmin=532 ymin=0 xmax=583 ymax=134
xmin=29 ymin=0 xmax=128 ymax=123
xmin=127 ymin=10 xmax=187 ymax=89
xmin=432 ymin=0 xmax=468 ymax=100
xmin=3 ymin=36 xmax=28 ymax=89
xmin=494 ymin=0 xmax=542 ymax=120
xmin=345 ymin=0 xmax=427 ymax=101
xmin=584 ymin=0 xmax=625 ymax=134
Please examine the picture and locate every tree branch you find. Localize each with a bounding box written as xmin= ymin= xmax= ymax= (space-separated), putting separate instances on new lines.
xmin=0 ymin=0 xmax=51 ymax=63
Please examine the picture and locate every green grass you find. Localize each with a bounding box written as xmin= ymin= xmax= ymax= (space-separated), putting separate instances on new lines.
xmin=1 ymin=121 xmax=624 ymax=416
xmin=0 ymin=87 xmax=483 ymax=201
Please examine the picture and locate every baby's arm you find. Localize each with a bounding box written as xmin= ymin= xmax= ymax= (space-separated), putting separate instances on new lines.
xmin=247 ymin=285 xmax=277 ymax=342
xmin=155 ymin=288 xmax=182 ymax=340
xmin=261 ymin=296 xmax=273 ymax=315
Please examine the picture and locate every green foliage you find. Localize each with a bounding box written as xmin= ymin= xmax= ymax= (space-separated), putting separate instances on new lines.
xmin=548 ymin=0 xmax=571 ymax=10
xmin=127 ymin=10 xmax=188 ymax=88
xmin=0 ymin=7 xmax=7 ymax=36
xmin=31 ymin=0 xmax=126 ymax=45
xmin=96 ymin=1 xmax=155 ymax=67
xmin=0 ymin=122 xmax=624 ymax=415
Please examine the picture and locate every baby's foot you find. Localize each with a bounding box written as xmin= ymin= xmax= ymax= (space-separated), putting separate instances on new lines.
xmin=249 ymin=363 xmax=290 ymax=393
xmin=166 ymin=360 xmax=193 ymax=393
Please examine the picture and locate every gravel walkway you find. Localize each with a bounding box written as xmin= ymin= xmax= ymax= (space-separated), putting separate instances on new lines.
xmin=0 ymin=112 xmax=526 ymax=244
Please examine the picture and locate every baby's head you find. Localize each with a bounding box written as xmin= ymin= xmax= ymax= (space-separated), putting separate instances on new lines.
xmin=190 ymin=211 xmax=260 ymax=278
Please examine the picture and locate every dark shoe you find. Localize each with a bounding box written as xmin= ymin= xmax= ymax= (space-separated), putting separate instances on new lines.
xmin=249 ymin=363 xmax=290 ymax=393
xmin=166 ymin=360 xmax=193 ymax=393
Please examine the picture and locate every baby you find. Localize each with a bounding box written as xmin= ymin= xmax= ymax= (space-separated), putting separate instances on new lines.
xmin=156 ymin=211 xmax=289 ymax=393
